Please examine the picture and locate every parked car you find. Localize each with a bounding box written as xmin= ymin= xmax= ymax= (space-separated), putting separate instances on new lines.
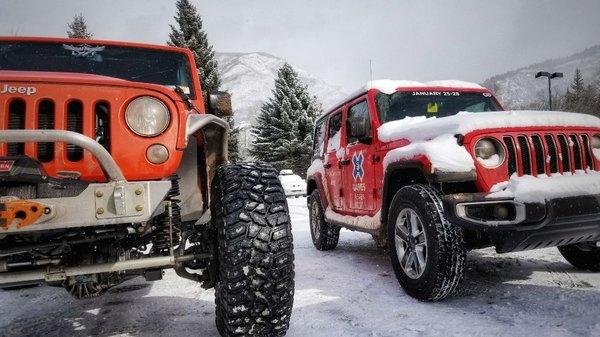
xmin=306 ymin=79 xmax=600 ymax=301
xmin=0 ymin=36 xmax=294 ymax=337
xmin=279 ymin=169 xmax=307 ymax=197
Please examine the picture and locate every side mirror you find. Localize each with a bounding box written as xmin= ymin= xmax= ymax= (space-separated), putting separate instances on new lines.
xmin=347 ymin=117 xmax=371 ymax=143
xmin=208 ymin=91 xmax=233 ymax=117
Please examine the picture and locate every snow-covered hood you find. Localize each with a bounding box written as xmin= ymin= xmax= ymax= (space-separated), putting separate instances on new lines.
xmin=380 ymin=111 xmax=600 ymax=174
xmin=378 ymin=110 xmax=600 ymax=143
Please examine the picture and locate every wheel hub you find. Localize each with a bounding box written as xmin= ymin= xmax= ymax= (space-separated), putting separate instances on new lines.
xmin=394 ymin=208 xmax=428 ymax=279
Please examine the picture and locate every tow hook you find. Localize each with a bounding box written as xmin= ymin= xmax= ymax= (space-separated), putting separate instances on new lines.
xmin=0 ymin=198 xmax=53 ymax=230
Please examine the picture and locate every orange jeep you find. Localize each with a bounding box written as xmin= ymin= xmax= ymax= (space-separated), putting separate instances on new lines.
xmin=0 ymin=37 xmax=294 ymax=337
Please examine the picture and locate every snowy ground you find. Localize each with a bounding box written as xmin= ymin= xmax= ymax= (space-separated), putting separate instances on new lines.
xmin=1 ymin=197 xmax=600 ymax=337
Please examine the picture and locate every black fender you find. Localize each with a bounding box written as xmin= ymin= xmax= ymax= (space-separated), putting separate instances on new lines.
xmin=381 ymin=161 xmax=476 ymax=225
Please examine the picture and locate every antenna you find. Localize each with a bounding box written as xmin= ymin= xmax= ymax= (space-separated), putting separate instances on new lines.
xmin=369 ymin=59 xmax=373 ymax=82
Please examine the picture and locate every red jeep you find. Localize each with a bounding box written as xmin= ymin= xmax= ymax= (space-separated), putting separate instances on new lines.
xmin=0 ymin=37 xmax=294 ymax=336
xmin=307 ymin=80 xmax=600 ymax=301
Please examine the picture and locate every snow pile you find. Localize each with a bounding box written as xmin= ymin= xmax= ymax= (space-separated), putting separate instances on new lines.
xmin=364 ymin=80 xmax=426 ymax=94
xmin=364 ymin=79 xmax=483 ymax=95
xmin=378 ymin=110 xmax=600 ymax=143
xmin=325 ymin=207 xmax=381 ymax=230
xmin=383 ymin=134 xmax=475 ymax=173
xmin=477 ymin=154 xmax=501 ymax=167
xmin=488 ymin=171 xmax=600 ymax=203
xmin=378 ymin=110 xmax=600 ymax=173
xmin=424 ymin=80 xmax=484 ymax=89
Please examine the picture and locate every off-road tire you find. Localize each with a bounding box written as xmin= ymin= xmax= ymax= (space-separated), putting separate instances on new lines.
xmin=308 ymin=190 xmax=340 ymax=251
xmin=387 ymin=184 xmax=466 ymax=301
xmin=558 ymin=243 xmax=600 ymax=271
xmin=211 ymin=163 xmax=295 ymax=337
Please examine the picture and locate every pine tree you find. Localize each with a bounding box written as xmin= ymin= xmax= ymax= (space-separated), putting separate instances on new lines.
xmin=168 ymin=0 xmax=240 ymax=161
xmin=250 ymin=63 xmax=321 ymax=176
xmin=168 ymin=0 xmax=220 ymax=104
xmin=564 ymin=69 xmax=585 ymax=111
xmin=67 ymin=14 xmax=92 ymax=39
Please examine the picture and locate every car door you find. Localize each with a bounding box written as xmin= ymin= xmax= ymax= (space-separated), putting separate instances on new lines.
xmin=342 ymin=98 xmax=377 ymax=213
xmin=324 ymin=111 xmax=344 ymax=211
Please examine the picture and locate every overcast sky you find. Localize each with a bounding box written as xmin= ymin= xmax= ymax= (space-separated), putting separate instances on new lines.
xmin=1 ymin=0 xmax=599 ymax=92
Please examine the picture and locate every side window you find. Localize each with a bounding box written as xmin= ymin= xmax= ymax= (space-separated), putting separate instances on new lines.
xmin=312 ymin=119 xmax=327 ymax=158
xmin=326 ymin=111 xmax=342 ymax=153
xmin=347 ymin=100 xmax=370 ymax=144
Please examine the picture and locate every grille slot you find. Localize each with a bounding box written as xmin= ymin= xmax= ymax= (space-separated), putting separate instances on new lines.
xmin=503 ymin=137 xmax=517 ymax=177
xmin=581 ymin=134 xmax=594 ymax=170
xmin=37 ymin=100 xmax=55 ymax=162
xmin=569 ymin=134 xmax=583 ymax=170
xmin=557 ymin=135 xmax=571 ymax=172
xmin=95 ymin=102 xmax=110 ymax=152
xmin=66 ymin=101 xmax=84 ymax=162
xmin=7 ymin=100 xmax=26 ymax=156
xmin=531 ymin=135 xmax=545 ymax=175
xmin=544 ymin=134 xmax=559 ymax=173
xmin=517 ymin=136 xmax=532 ymax=175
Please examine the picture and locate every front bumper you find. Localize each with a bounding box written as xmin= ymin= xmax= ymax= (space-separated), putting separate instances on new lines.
xmin=444 ymin=193 xmax=600 ymax=253
xmin=0 ymin=130 xmax=172 ymax=233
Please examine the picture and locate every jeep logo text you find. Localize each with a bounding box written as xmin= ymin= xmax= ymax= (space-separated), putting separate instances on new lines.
xmin=0 ymin=84 xmax=37 ymax=96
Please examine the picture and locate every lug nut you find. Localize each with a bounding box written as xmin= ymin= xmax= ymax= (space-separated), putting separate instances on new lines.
xmin=135 ymin=205 xmax=143 ymax=212
xmin=95 ymin=190 xmax=103 ymax=198
xmin=135 ymin=189 xmax=143 ymax=196
xmin=96 ymin=208 xmax=104 ymax=215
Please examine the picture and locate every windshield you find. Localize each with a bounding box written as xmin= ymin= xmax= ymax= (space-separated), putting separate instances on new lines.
xmin=0 ymin=41 xmax=195 ymax=97
xmin=376 ymin=91 xmax=502 ymax=123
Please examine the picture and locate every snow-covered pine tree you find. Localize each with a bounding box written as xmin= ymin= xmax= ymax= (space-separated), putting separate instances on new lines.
xmin=168 ymin=0 xmax=240 ymax=161
xmin=168 ymin=0 xmax=220 ymax=102
xmin=67 ymin=14 xmax=92 ymax=39
xmin=251 ymin=63 xmax=321 ymax=176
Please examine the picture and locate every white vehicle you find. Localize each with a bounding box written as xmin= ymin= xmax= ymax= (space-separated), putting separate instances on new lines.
xmin=279 ymin=170 xmax=307 ymax=197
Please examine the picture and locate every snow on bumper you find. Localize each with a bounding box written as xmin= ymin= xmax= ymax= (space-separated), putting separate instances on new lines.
xmin=444 ymin=172 xmax=600 ymax=252
xmin=487 ymin=171 xmax=600 ymax=203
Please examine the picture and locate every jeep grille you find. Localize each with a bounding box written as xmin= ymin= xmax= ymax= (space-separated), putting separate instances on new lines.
xmin=2 ymin=98 xmax=111 ymax=162
xmin=502 ymin=133 xmax=595 ymax=177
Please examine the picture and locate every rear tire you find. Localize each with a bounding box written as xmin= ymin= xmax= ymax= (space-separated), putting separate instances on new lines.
xmin=211 ymin=163 xmax=294 ymax=337
xmin=308 ymin=190 xmax=340 ymax=251
xmin=387 ymin=184 xmax=466 ymax=301
xmin=558 ymin=243 xmax=600 ymax=271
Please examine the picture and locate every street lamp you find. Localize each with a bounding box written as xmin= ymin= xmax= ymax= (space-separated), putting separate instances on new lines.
xmin=535 ymin=71 xmax=563 ymax=110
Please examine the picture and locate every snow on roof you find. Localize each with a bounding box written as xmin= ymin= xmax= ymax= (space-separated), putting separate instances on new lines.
xmin=366 ymin=79 xmax=483 ymax=94
xmin=324 ymin=79 xmax=486 ymax=113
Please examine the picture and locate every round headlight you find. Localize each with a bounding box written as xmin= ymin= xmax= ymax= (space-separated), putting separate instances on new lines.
xmin=475 ymin=138 xmax=505 ymax=167
xmin=125 ymin=96 xmax=170 ymax=137
xmin=592 ymin=135 xmax=600 ymax=159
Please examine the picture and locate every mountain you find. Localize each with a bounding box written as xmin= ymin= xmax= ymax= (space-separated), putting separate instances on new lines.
xmin=482 ymin=46 xmax=600 ymax=109
xmin=215 ymin=52 xmax=347 ymax=125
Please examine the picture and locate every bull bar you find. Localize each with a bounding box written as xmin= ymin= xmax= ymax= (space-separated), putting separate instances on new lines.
xmin=0 ymin=130 xmax=172 ymax=233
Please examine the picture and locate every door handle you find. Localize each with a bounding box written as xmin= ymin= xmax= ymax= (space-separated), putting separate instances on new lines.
xmin=339 ymin=159 xmax=351 ymax=166
xmin=323 ymin=163 xmax=332 ymax=169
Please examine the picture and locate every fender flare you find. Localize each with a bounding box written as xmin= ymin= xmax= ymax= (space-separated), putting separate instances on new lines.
xmin=381 ymin=160 xmax=476 ymax=225
xmin=175 ymin=114 xmax=229 ymax=221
